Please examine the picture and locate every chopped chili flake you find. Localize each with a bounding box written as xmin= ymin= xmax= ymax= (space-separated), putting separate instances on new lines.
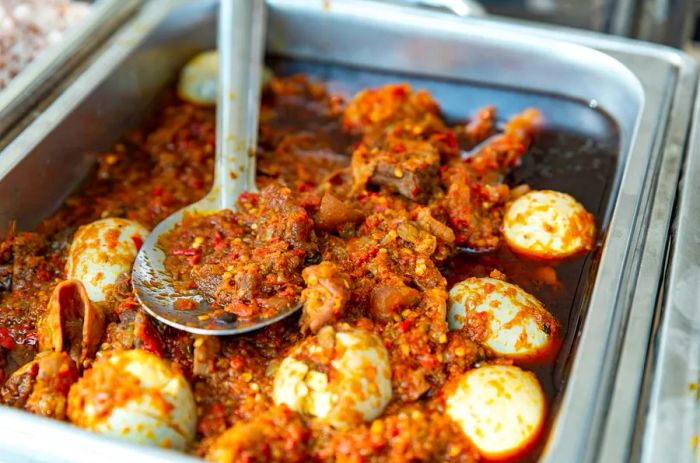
xmin=398 ymin=319 xmax=413 ymax=333
xmin=239 ymin=191 xmax=259 ymax=206
xmin=0 ymin=327 xmax=14 ymax=349
xmin=171 ymin=248 xmax=200 ymax=256
xmin=131 ymin=235 xmax=143 ymax=251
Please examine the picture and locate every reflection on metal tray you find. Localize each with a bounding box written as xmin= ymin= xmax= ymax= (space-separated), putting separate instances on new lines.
xmin=0 ymin=0 xmax=141 ymax=143
xmin=640 ymin=81 xmax=700 ymax=463
xmin=0 ymin=0 xmax=695 ymax=462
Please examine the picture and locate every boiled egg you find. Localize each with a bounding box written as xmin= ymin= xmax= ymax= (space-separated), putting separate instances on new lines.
xmin=177 ymin=50 xmax=273 ymax=106
xmin=446 ymin=364 xmax=546 ymax=460
xmin=67 ymin=349 xmax=196 ymax=450
xmin=66 ymin=218 xmax=148 ymax=304
xmin=503 ymin=189 xmax=595 ymax=259
xmin=273 ymin=324 xmax=392 ymax=429
xmin=448 ymin=277 xmax=558 ymax=359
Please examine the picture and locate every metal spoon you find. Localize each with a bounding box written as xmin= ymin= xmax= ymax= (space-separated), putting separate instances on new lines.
xmin=131 ymin=0 xmax=291 ymax=335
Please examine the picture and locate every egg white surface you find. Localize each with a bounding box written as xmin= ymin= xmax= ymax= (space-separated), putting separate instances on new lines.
xmin=68 ymin=349 xmax=196 ymax=450
xmin=448 ymin=277 xmax=558 ymax=358
xmin=66 ymin=218 xmax=148 ymax=303
xmin=447 ymin=364 xmax=545 ymax=459
xmin=177 ymin=50 xmax=273 ymax=106
xmin=273 ymin=325 xmax=392 ymax=429
xmin=177 ymin=50 xmax=219 ymax=106
xmin=503 ymin=189 xmax=595 ymax=259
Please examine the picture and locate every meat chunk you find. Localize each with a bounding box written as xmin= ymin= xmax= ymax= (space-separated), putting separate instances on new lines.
xmin=342 ymin=83 xmax=441 ymax=135
xmin=460 ymin=105 xmax=496 ymax=147
xmin=254 ymin=183 xmax=315 ymax=250
xmin=206 ymin=407 xmax=309 ymax=463
xmin=315 ymin=193 xmax=364 ymax=231
xmin=369 ymin=283 xmax=421 ymax=322
xmin=1 ymin=352 xmax=79 ymax=420
xmin=345 ymin=84 xmax=446 ymax=203
xmin=300 ymin=262 xmax=350 ymax=333
xmin=416 ymin=208 xmax=455 ymax=245
xmin=191 ymin=264 xmax=226 ymax=302
xmin=397 ymin=222 xmax=437 ymax=256
xmin=465 ymin=108 xmax=541 ymax=175
xmin=440 ymin=162 xmax=509 ymax=250
xmin=325 ymin=407 xmax=480 ymax=463
xmin=351 ymin=132 xmax=441 ymax=204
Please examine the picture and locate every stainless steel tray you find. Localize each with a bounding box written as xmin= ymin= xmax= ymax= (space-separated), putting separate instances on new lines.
xmin=639 ymin=83 xmax=700 ymax=462
xmin=0 ymin=1 xmax=696 ymax=462
xmin=0 ymin=0 xmax=141 ymax=143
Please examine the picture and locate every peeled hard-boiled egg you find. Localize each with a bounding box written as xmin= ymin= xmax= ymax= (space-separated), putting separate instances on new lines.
xmin=177 ymin=50 xmax=273 ymax=106
xmin=68 ymin=350 xmax=197 ymax=450
xmin=503 ymin=189 xmax=595 ymax=259
xmin=273 ymin=324 xmax=392 ymax=429
xmin=66 ymin=218 xmax=148 ymax=303
xmin=177 ymin=50 xmax=218 ymax=106
xmin=67 ymin=349 xmax=196 ymax=450
xmin=448 ymin=277 xmax=558 ymax=359
xmin=446 ymin=365 xmax=546 ymax=460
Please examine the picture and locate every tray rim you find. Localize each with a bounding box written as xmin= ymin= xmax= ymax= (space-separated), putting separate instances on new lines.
xmin=0 ymin=1 xmax=696 ymax=462
xmin=638 ymin=76 xmax=700 ymax=463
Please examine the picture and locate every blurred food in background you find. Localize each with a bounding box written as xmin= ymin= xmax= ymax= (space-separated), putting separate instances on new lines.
xmin=0 ymin=0 xmax=90 ymax=89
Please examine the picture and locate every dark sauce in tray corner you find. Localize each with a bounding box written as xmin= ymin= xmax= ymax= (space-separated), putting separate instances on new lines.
xmin=269 ymin=57 xmax=621 ymax=462
xmin=443 ymin=128 xmax=616 ymax=463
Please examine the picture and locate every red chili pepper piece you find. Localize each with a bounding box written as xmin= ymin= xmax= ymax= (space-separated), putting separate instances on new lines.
xmin=131 ymin=235 xmax=143 ymax=251
xmin=398 ymin=319 xmax=413 ymax=333
xmin=0 ymin=327 xmax=15 ymax=350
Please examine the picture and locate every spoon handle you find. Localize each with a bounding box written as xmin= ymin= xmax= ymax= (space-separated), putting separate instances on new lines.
xmin=216 ymin=0 xmax=266 ymax=209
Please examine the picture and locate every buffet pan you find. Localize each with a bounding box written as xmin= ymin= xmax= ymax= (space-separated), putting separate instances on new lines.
xmin=638 ymin=82 xmax=700 ymax=463
xmin=0 ymin=0 xmax=141 ymax=143
xmin=0 ymin=0 xmax=696 ymax=462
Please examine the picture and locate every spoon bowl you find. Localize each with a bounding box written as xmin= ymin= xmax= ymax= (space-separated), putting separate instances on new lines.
xmin=131 ymin=0 xmax=298 ymax=335
xmin=131 ymin=199 xmax=302 ymax=335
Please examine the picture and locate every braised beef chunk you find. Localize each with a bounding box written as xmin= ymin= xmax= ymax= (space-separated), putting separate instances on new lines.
xmin=342 ymin=83 xmax=442 ymax=136
xmin=300 ymin=261 xmax=350 ymax=332
xmin=369 ymin=142 xmax=440 ymax=203
xmin=254 ymin=183 xmax=315 ymax=250
xmin=369 ymin=283 xmax=421 ymax=322
xmin=315 ymin=193 xmax=364 ymax=231
xmin=1 ymin=352 xmax=79 ymax=419
xmin=460 ymin=105 xmax=497 ymax=147
xmin=440 ymin=162 xmax=508 ymax=250
xmin=347 ymin=85 xmax=446 ymax=203
xmin=206 ymin=406 xmax=310 ymax=463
